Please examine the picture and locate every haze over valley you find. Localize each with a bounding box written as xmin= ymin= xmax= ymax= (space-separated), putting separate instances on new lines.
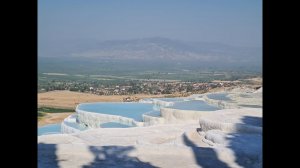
xmin=39 ymin=37 xmax=262 ymax=76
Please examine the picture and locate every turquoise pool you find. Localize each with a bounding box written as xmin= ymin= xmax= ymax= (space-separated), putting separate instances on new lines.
xmin=100 ymin=122 xmax=133 ymax=128
xmin=38 ymin=98 xmax=223 ymax=133
xmin=156 ymin=98 xmax=185 ymax=102
xmin=239 ymin=104 xmax=262 ymax=108
xmin=172 ymin=100 xmax=220 ymax=111
xmin=38 ymin=124 xmax=61 ymax=136
xmin=143 ymin=110 xmax=161 ymax=117
xmin=77 ymin=103 xmax=157 ymax=121
xmin=207 ymin=93 xmax=231 ymax=101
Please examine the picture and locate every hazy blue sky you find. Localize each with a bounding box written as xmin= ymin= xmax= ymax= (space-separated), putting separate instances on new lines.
xmin=38 ymin=0 xmax=262 ymax=47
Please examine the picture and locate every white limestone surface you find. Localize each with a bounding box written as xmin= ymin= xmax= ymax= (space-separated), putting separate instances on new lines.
xmin=143 ymin=114 xmax=165 ymax=126
xmin=160 ymin=107 xmax=213 ymax=123
xmin=38 ymin=109 xmax=262 ymax=168
xmin=199 ymin=108 xmax=262 ymax=134
xmin=61 ymin=114 xmax=82 ymax=134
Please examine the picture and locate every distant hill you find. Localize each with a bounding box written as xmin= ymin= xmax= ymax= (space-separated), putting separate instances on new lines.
xmin=38 ymin=37 xmax=262 ymax=74
xmin=40 ymin=37 xmax=261 ymax=63
xmin=69 ymin=37 xmax=261 ymax=63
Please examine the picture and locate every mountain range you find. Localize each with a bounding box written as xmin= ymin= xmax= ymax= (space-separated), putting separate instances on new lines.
xmin=40 ymin=37 xmax=261 ymax=63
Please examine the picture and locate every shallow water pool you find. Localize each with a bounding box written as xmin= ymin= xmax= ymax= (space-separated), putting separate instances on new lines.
xmin=239 ymin=104 xmax=262 ymax=108
xmin=143 ymin=110 xmax=161 ymax=117
xmin=77 ymin=103 xmax=156 ymax=121
xmin=100 ymin=122 xmax=133 ymax=128
xmin=155 ymin=98 xmax=185 ymax=102
xmin=172 ymin=100 xmax=220 ymax=111
xmin=38 ymin=123 xmax=61 ymax=136
xmin=207 ymin=93 xmax=231 ymax=101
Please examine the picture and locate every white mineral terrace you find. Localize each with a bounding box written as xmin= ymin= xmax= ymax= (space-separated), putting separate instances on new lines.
xmin=39 ymin=87 xmax=262 ymax=168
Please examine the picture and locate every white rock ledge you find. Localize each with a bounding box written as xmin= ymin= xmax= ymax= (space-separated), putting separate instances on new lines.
xmin=76 ymin=109 xmax=144 ymax=128
xmin=198 ymin=109 xmax=262 ymax=134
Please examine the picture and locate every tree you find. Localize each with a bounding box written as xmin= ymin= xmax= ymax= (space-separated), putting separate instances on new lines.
xmin=186 ymin=85 xmax=193 ymax=92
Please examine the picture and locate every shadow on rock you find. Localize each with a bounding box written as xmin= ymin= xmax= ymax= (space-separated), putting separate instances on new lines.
xmin=183 ymin=134 xmax=230 ymax=168
xmin=226 ymin=116 xmax=262 ymax=168
xmin=83 ymin=146 xmax=158 ymax=168
xmin=38 ymin=143 xmax=60 ymax=168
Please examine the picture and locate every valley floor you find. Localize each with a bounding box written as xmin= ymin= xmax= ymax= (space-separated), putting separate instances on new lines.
xmin=38 ymin=91 xmax=170 ymax=109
